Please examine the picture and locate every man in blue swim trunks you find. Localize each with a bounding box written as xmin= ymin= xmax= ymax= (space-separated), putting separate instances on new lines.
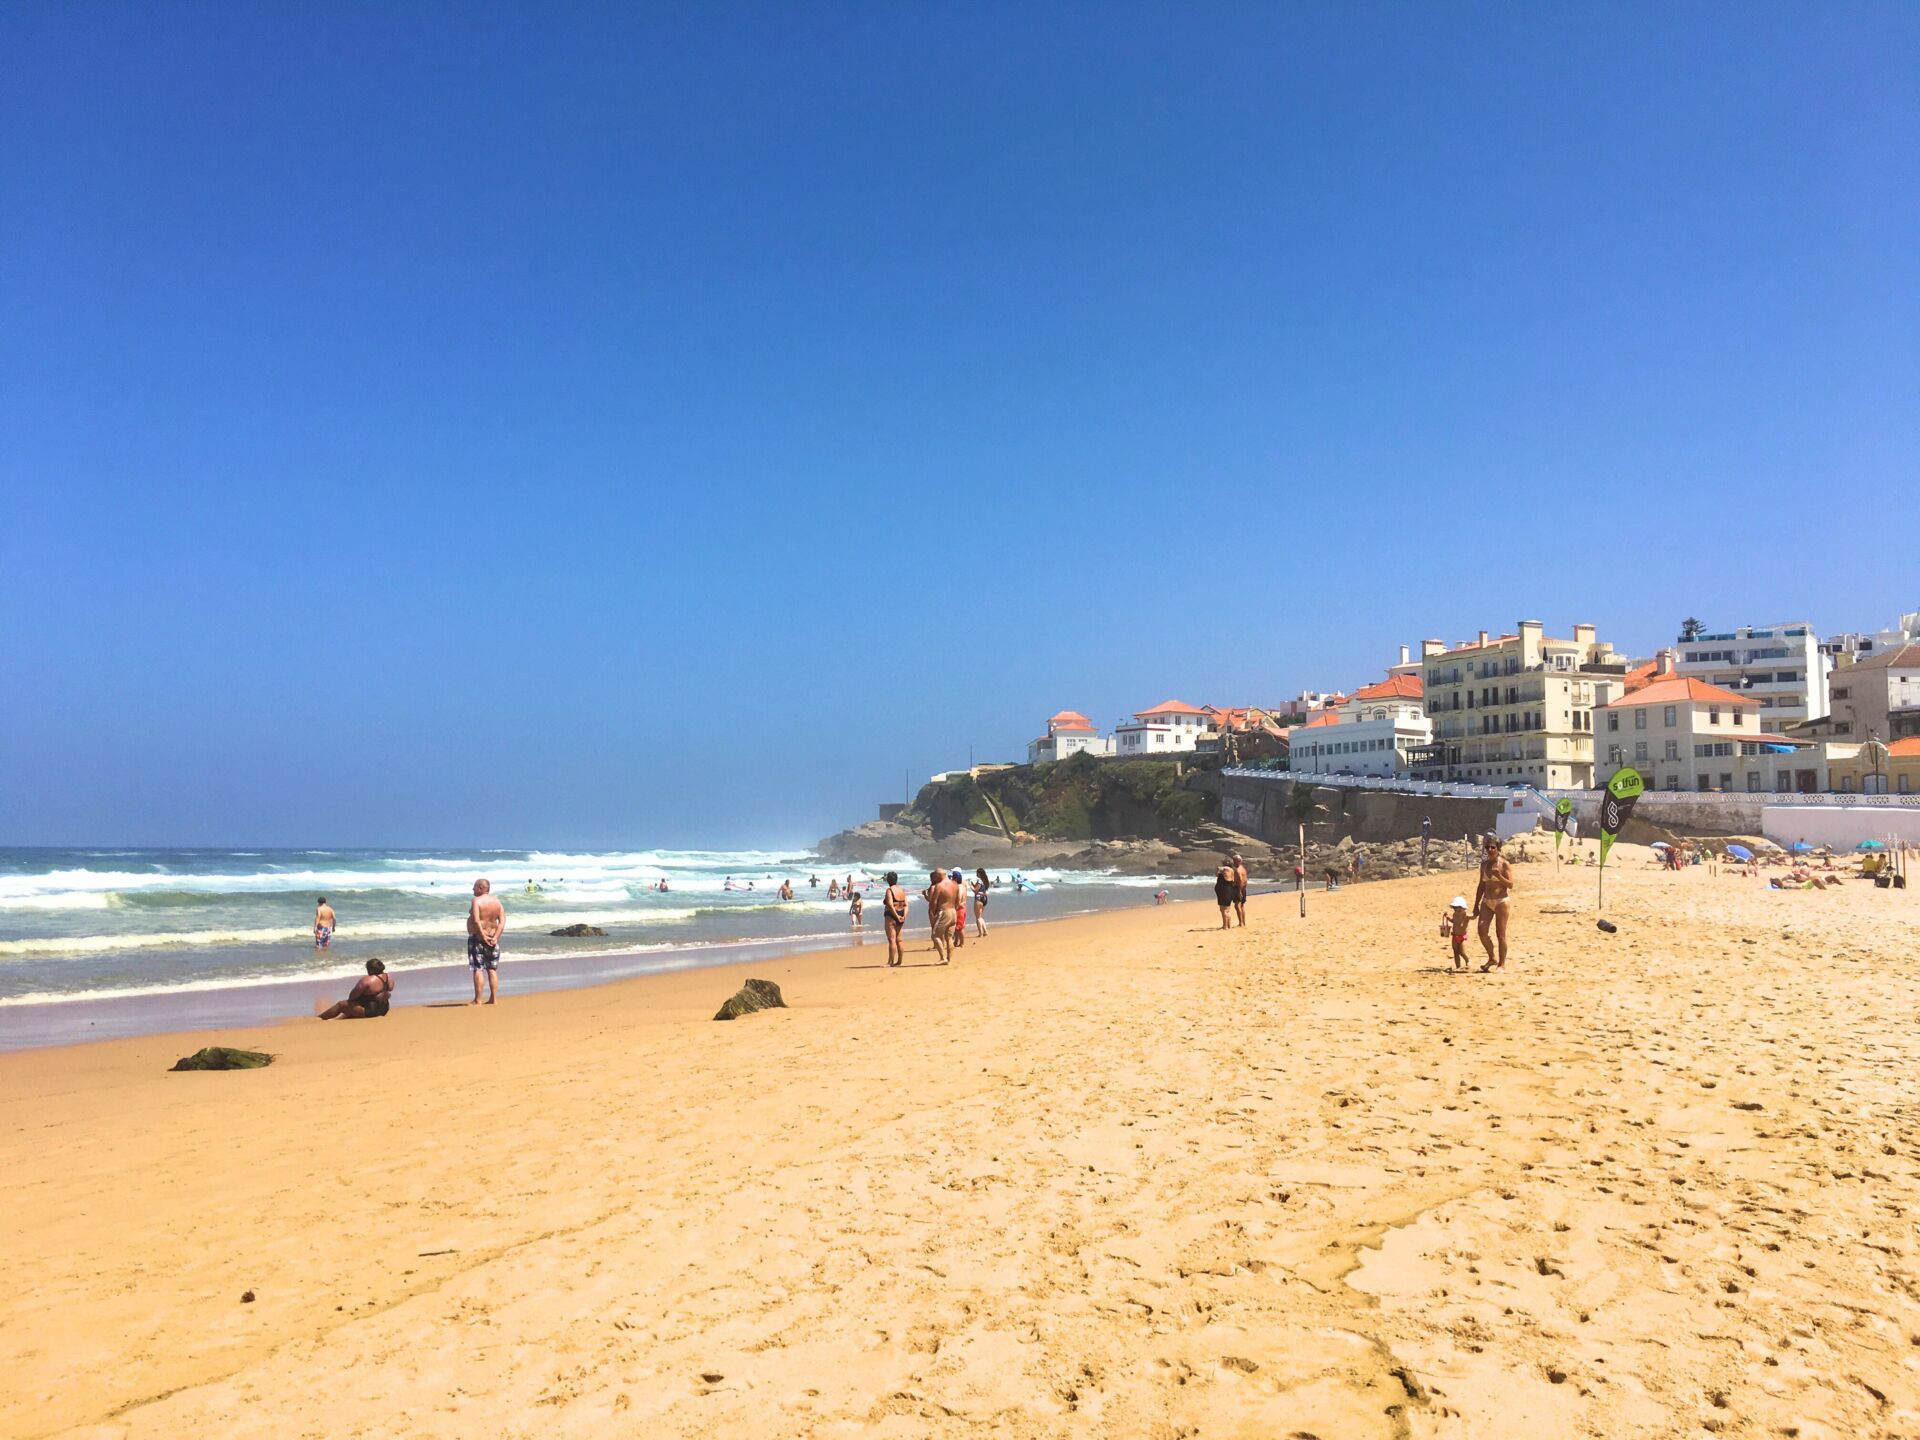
xmin=314 ymin=896 xmax=336 ymax=950
xmin=467 ymin=878 xmax=506 ymax=1005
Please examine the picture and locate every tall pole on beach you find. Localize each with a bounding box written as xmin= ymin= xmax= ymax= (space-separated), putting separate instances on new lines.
xmin=1298 ymin=820 xmax=1307 ymax=917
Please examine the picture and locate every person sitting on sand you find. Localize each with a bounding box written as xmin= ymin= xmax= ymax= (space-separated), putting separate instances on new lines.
xmin=320 ymin=959 xmax=392 ymax=1020
xmin=882 ymin=871 xmax=908 ymax=967
xmin=1441 ymin=896 xmax=1471 ymax=971
xmin=1473 ymin=837 xmax=1513 ymax=972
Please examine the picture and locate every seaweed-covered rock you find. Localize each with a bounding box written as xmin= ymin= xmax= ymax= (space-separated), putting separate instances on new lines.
xmin=549 ymin=923 xmax=607 ymax=937
xmin=712 ymin=978 xmax=787 ymax=1022
xmin=171 ymin=1046 xmax=273 ymax=1072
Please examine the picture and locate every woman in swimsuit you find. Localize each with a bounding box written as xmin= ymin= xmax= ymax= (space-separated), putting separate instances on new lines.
xmin=881 ymin=871 xmax=908 ymax=967
xmin=972 ymin=868 xmax=991 ymax=937
xmin=1215 ymin=860 xmax=1237 ymax=928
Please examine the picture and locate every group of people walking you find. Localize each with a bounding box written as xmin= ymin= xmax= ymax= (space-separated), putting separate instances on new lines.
xmin=872 ymin=867 xmax=992 ymax=967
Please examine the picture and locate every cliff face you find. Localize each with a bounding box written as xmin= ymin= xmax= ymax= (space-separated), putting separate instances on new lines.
xmin=817 ymin=761 xmax=1489 ymax=880
xmin=816 ymin=757 xmax=1220 ymax=867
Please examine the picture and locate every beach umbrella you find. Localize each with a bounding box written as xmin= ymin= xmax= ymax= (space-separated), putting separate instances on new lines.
xmin=1857 ymin=839 xmax=1885 ymax=850
xmin=1789 ymin=841 xmax=1813 ymax=853
xmin=1649 ymin=841 xmax=1672 ymax=850
xmin=1726 ymin=844 xmax=1754 ymax=861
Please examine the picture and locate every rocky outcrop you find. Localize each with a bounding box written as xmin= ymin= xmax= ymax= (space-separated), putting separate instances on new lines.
xmin=170 ymin=1046 xmax=273 ymax=1071
xmin=549 ymin=923 xmax=607 ymax=937
xmin=713 ymin=978 xmax=788 ymax=1022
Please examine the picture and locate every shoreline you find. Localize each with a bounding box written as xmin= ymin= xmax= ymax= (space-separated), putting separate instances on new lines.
xmin=0 ymin=885 xmax=1301 ymax=1056
xmin=8 ymin=864 xmax=1907 ymax=1437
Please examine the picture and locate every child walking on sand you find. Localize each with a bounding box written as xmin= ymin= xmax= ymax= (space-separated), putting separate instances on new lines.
xmin=1440 ymin=896 xmax=1471 ymax=971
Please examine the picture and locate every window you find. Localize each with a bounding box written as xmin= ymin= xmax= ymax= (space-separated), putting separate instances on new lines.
xmin=1663 ymin=705 xmax=1677 ymax=727
xmin=1634 ymin=741 xmax=1648 ymax=762
xmin=1776 ymin=773 xmax=1793 ymax=794
xmin=1833 ymin=686 xmax=1850 ymax=700
xmin=1634 ymin=710 xmax=1647 ymax=729
xmin=1747 ymin=772 xmax=1761 ymax=792
xmin=1665 ymin=740 xmax=1679 ymax=760
xmin=1901 ymin=774 xmax=1912 ymax=794
xmin=1606 ymin=745 xmax=1622 ymax=764
xmin=1719 ymin=773 xmax=1732 ymax=790
xmin=1733 ymin=710 xmax=1744 ymax=727
xmin=1666 ymin=775 xmax=1682 ymax=790
xmin=1607 ymin=712 xmax=1619 ymax=732
xmin=1697 ymin=776 xmax=1711 ymax=791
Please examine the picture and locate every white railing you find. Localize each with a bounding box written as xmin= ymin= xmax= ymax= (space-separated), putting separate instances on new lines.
xmin=1222 ymin=768 xmax=1515 ymax=800
xmin=1544 ymin=788 xmax=1920 ymax=810
xmin=1224 ymin=768 xmax=1920 ymax=809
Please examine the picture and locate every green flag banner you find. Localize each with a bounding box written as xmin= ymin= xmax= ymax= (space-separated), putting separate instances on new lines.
xmin=1553 ymin=796 xmax=1574 ymax=855
xmin=1599 ymin=767 xmax=1644 ymax=869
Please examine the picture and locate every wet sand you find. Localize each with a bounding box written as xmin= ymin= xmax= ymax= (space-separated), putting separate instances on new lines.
xmin=3 ymin=856 xmax=1916 ymax=1438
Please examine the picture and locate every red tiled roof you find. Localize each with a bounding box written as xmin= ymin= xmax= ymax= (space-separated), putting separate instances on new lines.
xmin=1603 ymin=677 xmax=1757 ymax=709
xmin=1047 ymin=710 xmax=1095 ymax=732
xmin=1135 ymin=699 xmax=1208 ymax=717
xmin=1889 ymin=737 xmax=1920 ymax=757
xmin=1351 ymin=674 xmax=1423 ymax=702
xmin=1299 ymin=710 xmax=1343 ymax=729
xmin=1621 ymin=660 xmax=1662 ymax=692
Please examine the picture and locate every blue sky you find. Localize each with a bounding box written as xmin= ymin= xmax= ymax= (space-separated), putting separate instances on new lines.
xmin=3 ymin=3 xmax=1916 ymax=848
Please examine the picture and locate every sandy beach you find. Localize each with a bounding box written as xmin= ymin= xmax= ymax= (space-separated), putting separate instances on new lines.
xmin=3 ymin=857 xmax=1917 ymax=1439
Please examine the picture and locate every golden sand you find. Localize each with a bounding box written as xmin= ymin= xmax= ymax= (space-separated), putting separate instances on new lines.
xmin=3 ymin=856 xmax=1916 ymax=1438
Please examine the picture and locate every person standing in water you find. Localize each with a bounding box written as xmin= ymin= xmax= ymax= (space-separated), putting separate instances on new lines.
xmin=882 ymin=870 xmax=908 ymax=967
xmin=314 ymin=896 xmax=336 ymax=950
xmin=467 ymin=878 xmax=506 ymax=1005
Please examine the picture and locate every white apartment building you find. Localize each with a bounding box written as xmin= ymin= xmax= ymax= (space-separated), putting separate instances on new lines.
xmin=1280 ymin=670 xmax=1434 ymax=777
xmin=1026 ymin=709 xmax=1114 ymax=764
xmin=1672 ymin=623 xmax=1830 ymax=734
xmin=1417 ymin=620 xmax=1627 ymax=788
xmin=1113 ymin=700 xmax=1215 ymax=756
xmin=1820 ymin=611 xmax=1920 ymax=663
xmin=1595 ymin=676 xmax=1821 ymax=793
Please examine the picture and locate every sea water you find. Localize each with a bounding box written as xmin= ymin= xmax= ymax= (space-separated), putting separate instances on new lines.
xmin=0 ymin=846 xmax=1204 ymax=1047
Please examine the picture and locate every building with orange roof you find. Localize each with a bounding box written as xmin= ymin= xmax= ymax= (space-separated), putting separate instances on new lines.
xmin=1286 ymin=670 xmax=1432 ymax=778
xmin=1827 ymin=735 xmax=1920 ymax=796
xmin=1114 ymin=700 xmax=1215 ymax=757
xmin=1597 ymin=674 xmax=1828 ymax=794
xmin=1025 ymin=708 xmax=1115 ymax=764
xmin=1416 ymin=619 xmax=1630 ymax=788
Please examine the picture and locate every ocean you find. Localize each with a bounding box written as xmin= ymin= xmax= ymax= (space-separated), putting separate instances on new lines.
xmin=0 ymin=846 xmax=1206 ymax=1049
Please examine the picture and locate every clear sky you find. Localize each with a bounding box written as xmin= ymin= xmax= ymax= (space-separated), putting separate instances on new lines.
xmin=3 ymin=3 xmax=1916 ymax=849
